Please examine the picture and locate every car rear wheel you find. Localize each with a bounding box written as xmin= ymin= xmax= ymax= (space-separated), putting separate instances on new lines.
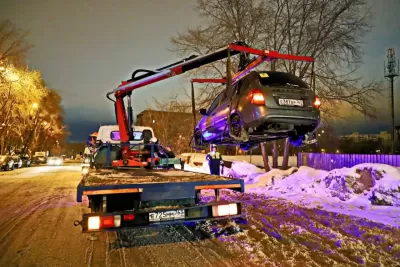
xmin=230 ymin=115 xmax=243 ymax=138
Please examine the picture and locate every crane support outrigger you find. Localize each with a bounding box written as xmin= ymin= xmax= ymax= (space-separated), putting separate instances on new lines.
xmin=106 ymin=41 xmax=314 ymax=167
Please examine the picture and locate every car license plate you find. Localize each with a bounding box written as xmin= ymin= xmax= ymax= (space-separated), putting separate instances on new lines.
xmin=149 ymin=209 xmax=185 ymax=222
xmin=278 ymin=98 xmax=303 ymax=107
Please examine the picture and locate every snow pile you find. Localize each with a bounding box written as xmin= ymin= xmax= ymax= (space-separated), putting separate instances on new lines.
xmin=246 ymin=167 xmax=298 ymax=187
xmin=226 ymin=161 xmax=264 ymax=180
xmin=248 ymin=166 xmax=327 ymax=194
xmin=250 ymin=163 xmax=400 ymax=207
xmin=181 ymin=159 xmax=400 ymax=225
xmin=323 ymin=164 xmax=400 ymax=206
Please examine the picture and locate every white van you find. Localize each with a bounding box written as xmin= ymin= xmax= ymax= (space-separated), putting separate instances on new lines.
xmin=97 ymin=125 xmax=155 ymax=146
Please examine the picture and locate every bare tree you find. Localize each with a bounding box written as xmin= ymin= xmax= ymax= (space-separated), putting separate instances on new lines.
xmin=137 ymin=96 xmax=194 ymax=155
xmin=0 ymin=20 xmax=68 ymax=154
xmin=171 ymin=0 xmax=383 ymax=170
xmin=0 ymin=20 xmax=33 ymax=65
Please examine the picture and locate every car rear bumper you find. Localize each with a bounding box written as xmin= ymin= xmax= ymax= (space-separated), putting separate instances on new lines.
xmin=244 ymin=107 xmax=320 ymax=128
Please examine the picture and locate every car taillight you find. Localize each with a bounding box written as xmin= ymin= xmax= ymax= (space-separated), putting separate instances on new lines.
xmin=247 ymin=89 xmax=265 ymax=105
xmin=313 ymin=96 xmax=321 ymax=109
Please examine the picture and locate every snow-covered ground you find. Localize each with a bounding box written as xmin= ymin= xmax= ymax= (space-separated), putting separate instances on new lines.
xmin=177 ymin=157 xmax=400 ymax=227
xmin=180 ymin=152 xmax=297 ymax=168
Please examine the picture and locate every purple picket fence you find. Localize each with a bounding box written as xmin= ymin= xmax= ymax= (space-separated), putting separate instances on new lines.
xmin=297 ymin=153 xmax=400 ymax=171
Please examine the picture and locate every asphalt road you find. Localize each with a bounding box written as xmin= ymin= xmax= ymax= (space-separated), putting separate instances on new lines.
xmin=0 ymin=165 xmax=399 ymax=267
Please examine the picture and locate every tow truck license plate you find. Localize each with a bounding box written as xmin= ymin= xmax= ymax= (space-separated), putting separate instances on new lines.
xmin=278 ymin=99 xmax=303 ymax=107
xmin=149 ymin=210 xmax=185 ymax=222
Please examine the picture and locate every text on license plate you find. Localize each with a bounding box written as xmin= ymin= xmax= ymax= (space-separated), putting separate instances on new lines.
xmin=278 ymin=98 xmax=303 ymax=107
xmin=149 ymin=210 xmax=185 ymax=222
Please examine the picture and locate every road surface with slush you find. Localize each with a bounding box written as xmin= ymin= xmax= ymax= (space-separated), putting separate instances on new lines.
xmin=0 ymin=163 xmax=399 ymax=267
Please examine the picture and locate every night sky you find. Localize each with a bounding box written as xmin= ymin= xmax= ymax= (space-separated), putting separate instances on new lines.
xmin=1 ymin=0 xmax=399 ymax=142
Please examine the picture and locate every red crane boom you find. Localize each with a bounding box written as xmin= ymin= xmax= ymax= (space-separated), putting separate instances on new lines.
xmin=106 ymin=42 xmax=314 ymax=167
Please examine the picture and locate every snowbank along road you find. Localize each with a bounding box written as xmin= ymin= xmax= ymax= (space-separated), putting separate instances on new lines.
xmin=0 ymin=165 xmax=399 ymax=267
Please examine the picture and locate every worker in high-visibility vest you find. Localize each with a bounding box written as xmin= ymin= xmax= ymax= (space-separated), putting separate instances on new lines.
xmin=206 ymin=144 xmax=224 ymax=175
xmin=83 ymin=132 xmax=98 ymax=165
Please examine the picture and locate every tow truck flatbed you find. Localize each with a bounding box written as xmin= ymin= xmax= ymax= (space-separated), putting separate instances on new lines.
xmin=77 ymin=168 xmax=244 ymax=202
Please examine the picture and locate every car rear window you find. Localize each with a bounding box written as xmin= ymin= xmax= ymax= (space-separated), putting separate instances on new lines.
xmin=258 ymin=71 xmax=309 ymax=88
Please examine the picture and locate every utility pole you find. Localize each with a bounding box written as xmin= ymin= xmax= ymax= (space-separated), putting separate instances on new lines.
xmin=384 ymin=48 xmax=399 ymax=154
xmin=190 ymin=80 xmax=196 ymax=130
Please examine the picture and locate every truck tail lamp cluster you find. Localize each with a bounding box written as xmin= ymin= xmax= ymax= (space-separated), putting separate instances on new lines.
xmin=212 ymin=203 xmax=238 ymax=217
xmin=247 ymin=89 xmax=265 ymax=105
xmin=313 ymin=96 xmax=321 ymax=109
xmin=87 ymin=213 xmax=136 ymax=230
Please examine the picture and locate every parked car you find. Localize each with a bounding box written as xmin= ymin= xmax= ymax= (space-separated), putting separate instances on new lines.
xmin=20 ymin=155 xmax=31 ymax=167
xmin=193 ymin=71 xmax=321 ymax=151
xmin=32 ymin=151 xmax=47 ymax=164
xmin=11 ymin=156 xmax=23 ymax=169
xmin=0 ymin=155 xmax=15 ymax=171
xmin=47 ymin=157 xmax=63 ymax=166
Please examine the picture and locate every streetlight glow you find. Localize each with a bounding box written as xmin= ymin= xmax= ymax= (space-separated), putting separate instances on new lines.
xmin=32 ymin=103 xmax=39 ymax=109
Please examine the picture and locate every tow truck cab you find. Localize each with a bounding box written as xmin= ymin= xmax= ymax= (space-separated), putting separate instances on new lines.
xmin=92 ymin=125 xmax=155 ymax=169
xmin=97 ymin=125 xmax=154 ymax=147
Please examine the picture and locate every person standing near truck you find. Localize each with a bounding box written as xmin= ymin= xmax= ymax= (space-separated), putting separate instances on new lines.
xmin=83 ymin=132 xmax=98 ymax=164
xmin=206 ymin=144 xmax=224 ymax=175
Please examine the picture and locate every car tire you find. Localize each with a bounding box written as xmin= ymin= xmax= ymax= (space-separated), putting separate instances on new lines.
xmin=230 ymin=114 xmax=243 ymax=138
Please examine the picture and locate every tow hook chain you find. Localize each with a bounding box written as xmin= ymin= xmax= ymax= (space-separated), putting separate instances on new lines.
xmin=74 ymin=220 xmax=82 ymax=227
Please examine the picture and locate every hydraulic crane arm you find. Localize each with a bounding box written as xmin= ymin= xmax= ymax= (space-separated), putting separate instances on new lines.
xmin=106 ymin=41 xmax=314 ymax=166
xmin=108 ymin=42 xmax=314 ymax=99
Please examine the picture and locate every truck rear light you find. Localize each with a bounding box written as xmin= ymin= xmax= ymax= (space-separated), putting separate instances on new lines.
xmin=88 ymin=216 xmax=100 ymax=230
xmin=313 ymin=96 xmax=321 ymax=109
xmin=101 ymin=216 xmax=115 ymax=228
xmin=212 ymin=203 xmax=238 ymax=217
xmin=247 ymin=89 xmax=265 ymax=105
xmin=114 ymin=215 xmax=121 ymax=227
xmin=87 ymin=215 xmax=121 ymax=230
xmin=123 ymin=214 xmax=135 ymax=221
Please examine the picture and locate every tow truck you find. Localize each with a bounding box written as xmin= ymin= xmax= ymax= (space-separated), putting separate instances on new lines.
xmin=74 ymin=41 xmax=314 ymax=233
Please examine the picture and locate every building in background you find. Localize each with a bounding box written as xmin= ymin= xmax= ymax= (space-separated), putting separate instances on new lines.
xmin=340 ymin=131 xmax=391 ymax=142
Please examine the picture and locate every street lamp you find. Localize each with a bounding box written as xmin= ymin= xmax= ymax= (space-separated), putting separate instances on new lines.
xmin=32 ymin=103 xmax=39 ymax=109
